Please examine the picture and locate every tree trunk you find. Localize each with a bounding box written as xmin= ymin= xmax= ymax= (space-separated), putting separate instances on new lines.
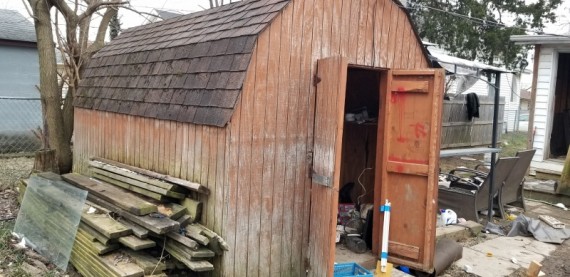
xmin=557 ymin=146 xmax=570 ymax=196
xmin=31 ymin=0 xmax=73 ymax=173
xmin=32 ymin=149 xmax=60 ymax=174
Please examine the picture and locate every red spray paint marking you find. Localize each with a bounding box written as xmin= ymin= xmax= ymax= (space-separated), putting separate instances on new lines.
xmin=392 ymin=89 xmax=408 ymax=143
xmin=410 ymin=123 xmax=427 ymax=139
xmin=396 ymin=165 xmax=405 ymax=173
xmin=388 ymin=155 xmax=428 ymax=165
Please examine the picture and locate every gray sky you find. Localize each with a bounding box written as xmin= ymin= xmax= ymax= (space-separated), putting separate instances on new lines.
xmin=1 ymin=0 xmax=567 ymax=34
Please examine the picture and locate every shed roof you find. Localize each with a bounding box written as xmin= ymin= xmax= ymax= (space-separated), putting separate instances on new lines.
xmin=510 ymin=34 xmax=570 ymax=45
xmin=0 ymin=9 xmax=37 ymax=43
xmin=75 ymin=0 xmax=290 ymax=127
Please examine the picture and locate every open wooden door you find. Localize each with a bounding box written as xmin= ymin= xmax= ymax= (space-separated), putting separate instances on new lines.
xmin=307 ymin=57 xmax=348 ymax=277
xmin=377 ymin=69 xmax=444 ymax=272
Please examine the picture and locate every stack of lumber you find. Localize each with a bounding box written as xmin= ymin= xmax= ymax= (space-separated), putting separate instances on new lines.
xmin=56 ymin=158 xmax=226 ymax=277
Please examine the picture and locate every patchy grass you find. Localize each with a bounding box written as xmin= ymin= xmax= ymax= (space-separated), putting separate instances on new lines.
xmin=0 ymin=220 xmax=29 ymax=276
xmin=499 ymin=131 xmax=528 ymax=158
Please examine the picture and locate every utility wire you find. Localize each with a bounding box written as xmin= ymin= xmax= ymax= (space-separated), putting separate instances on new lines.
xmin=399 ymin=3 xmax=570 ymax=39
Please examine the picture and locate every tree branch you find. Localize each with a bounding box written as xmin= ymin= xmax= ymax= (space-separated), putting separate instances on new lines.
xmin=21 ymin=0 xmax=38 ymax=20
xmin=86 ymin=6 xmax=117 ymax=54
xmin=49 ymin=0 xmax=78 ymax=23
xmin=121 ymin=5 xmax=161 ymax=19
xmin=78 ymin=0 xmax=128 ymax=22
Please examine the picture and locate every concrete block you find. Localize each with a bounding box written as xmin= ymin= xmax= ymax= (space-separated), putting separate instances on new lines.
xmin=436 ymin=225 xmax=470 ymax=241
xmin=462 ymin=221 xmax=483 ymax=236
xmin=436 ymin=221 xmax=483 ymax=241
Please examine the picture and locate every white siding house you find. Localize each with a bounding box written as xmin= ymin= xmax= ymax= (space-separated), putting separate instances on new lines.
xmin=511 ymin=35 xmax=570 ymax=174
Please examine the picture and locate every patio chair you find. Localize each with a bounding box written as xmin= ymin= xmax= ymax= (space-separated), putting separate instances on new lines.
xmin=447 ymin=149 xmax=535 ymax=216
xmin=438 ymin=157 xmax=519 ymax=222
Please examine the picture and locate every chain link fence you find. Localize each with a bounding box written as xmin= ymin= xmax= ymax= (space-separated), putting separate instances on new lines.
xmin=0 ymin=97 xmax=43 ymax=157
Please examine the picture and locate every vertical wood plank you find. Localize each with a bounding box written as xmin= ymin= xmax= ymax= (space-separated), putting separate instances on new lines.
xmin=400 ymin=19 xmax=412 ymax=69
xmin=384 ymin=0 xmax=399 ymax=68
xmin=194 ymin=126 xmax=203 ymax=185
xmin=356 ymin=0 xmax=369 ymax=65
xmin=258 ymin=13 xmax=281 ymax=277
xmin=222 ymin=102 xmax=241 ymax=276
xmin=380 ymin=0 xmax=393 ymax=68
xmin=373 ymin=0 xmax=385 ymax=67
xmin=247 ymin=27 xmax=271 ymax=277
xmin=152 ymin=120 xmax=159 ymax=172
xmin=187 ymin=124 xmax=196 ymax=182
xmin=407 ymin=26 xmax=417 ymax=69
xmin=393 ymin=10 xmax=407 ymax=69
xmin=214 ymin=128 xmax=228 ymax=275
xmin=339 ymin=0 xmax=352 ymax=58
xmin=207 ymin=127 xmax=218 ymax=228
xmin=180 ymin=124 xmax=189 ymax=180
xmin=299 ymin=0 xmax=316 ymax=274
xmin=234 ymin=52 xmax=256 ymax=277
xmin=215 ymin=128 xmax=226 ymax=234
xmin=348 ymin=0 xmax=360 ymax=63
xmin=174 ymin=122 xmax=183 ymax=178
xmin=164 ymin=121 xmax=172 ymax=175
xmin=364 ymin=0 xmax=376 ymax=66
xmin=279 ymin=1 xmax=302 ymax=275
xmin=312 ymin=0 xmax=324 ymax=61
xmin=199 ymin=126 xmax=209 ymax=222
xmin=330 ymin=0 xmax=342 ymax=56
xmin=321 ymin=0 xmax=333 ymax=57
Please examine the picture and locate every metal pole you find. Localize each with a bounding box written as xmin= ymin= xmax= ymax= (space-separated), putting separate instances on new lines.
xmin=487 ymin=72 xmax=501 ymax=223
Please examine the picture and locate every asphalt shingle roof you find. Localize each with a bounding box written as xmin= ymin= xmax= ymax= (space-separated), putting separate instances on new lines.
xmin=75 ymin=0 xmax=290 ymax=127
xmin=0 ymin=9 xmax=36 ymax=43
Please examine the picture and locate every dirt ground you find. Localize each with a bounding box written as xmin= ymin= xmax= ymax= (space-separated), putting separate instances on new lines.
xmin=0 ymin=130 xmax=568 ymax=277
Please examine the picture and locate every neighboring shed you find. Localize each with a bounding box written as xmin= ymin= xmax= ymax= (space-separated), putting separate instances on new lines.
xmin=511 ymin=34 xmax=570 ymax=176
xmin=74 ymin=0 xmax=445 ymax=276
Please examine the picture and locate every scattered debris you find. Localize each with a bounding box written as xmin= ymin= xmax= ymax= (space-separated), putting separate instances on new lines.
xmin=14 ymin=237 xmax=26 ymax=249
xmin=507 ymin=214 xmax=570 ymax=244
xmin=527 ymin=261 xmax=542 ymax=277
xmin=554 ymin=203 xmax=568 ymax=211
xmin=538 ymin=215 xmax=565 ymax=229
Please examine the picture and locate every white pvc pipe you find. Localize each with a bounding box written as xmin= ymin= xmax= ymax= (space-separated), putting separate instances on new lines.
xmin=381 ymin=199 xmax=391 ymax=272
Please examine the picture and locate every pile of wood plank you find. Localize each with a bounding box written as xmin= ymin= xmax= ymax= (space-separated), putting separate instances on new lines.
xmin=56 ymin=158 xmax=227 ymax=277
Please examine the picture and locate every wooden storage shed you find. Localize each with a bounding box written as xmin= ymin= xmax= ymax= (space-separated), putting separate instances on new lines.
xmin=73 ymin=0 xmax=445 ymax=276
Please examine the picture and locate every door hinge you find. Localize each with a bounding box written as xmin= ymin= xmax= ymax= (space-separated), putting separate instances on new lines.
xmin=313 ymin=75 xmax=322 ymax=86
xmin=311 ymin=169 xmax=331 ymax=187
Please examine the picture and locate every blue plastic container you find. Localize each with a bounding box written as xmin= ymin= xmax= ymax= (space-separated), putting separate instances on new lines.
xmin=333 ymin=262 xmax=373 ymax=277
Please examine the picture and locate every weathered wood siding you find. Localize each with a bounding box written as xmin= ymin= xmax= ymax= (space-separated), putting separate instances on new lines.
xmin=73 ymin=108 xmax=229 ymax=271
xmin=223 ymin=0 xmax=429 ymax=276
xmin=74 ymin=1 xmax=429 ymax=276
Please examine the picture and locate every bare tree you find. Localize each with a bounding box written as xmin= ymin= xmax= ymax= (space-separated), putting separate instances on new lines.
xmin=26 ymin=0 xmax=127 ymax=173
xmin=210 ymin=0 xmax=240 ymax=8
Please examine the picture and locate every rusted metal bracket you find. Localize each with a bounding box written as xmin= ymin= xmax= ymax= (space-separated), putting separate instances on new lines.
xmin=311 ymin=169 xmax=331 ymax=187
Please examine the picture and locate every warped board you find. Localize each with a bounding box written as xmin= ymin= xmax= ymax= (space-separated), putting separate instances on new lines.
xmin=92 ymin=157 xmax=209 ymax=195
xmin=84 ymin=197 xmax=179 ymax=235
xmin=63 ymin=173 xmax=157 ymax=216
xmin=90 ymin=167 xmax=185 ymax=199
xmin=81 ymin=211 xmax=132 ymax=239
xmin=118 ymin=236 xmax=156 ymax=251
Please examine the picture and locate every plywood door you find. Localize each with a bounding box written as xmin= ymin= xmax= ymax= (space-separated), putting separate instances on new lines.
xmin=378 ymin=69 xmax=444 ymax=272
xmin=307 ymin=57 xmax=348 ymax=277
